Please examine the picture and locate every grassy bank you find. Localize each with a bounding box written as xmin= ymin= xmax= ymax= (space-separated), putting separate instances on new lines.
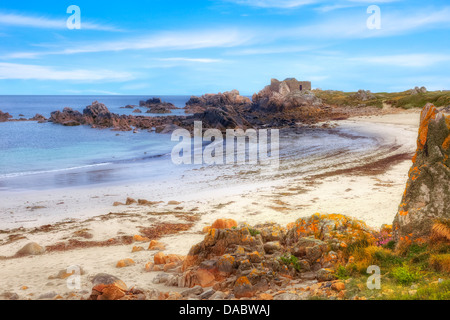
xmin=314 ymin=89 xmax=450 ymax=110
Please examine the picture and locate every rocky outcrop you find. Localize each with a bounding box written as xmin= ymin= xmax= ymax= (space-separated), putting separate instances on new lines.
xmin=393 ymin=104 xmax=450 ymax=242
xmin=49 ymin=101 xmax=188 ymax=132
xmin=173 ymin=214 xmax=374 ymax=299
xmin=184 ymin=90 xmax=251 ymax=114
xmin=351 ymin=90 xmax=376 ymax=101
xmin=0 ymin=110 xmax=12 ymax=122
xmin=186 ymin=105 xmax=251 ymax=131
xmin=140 ymin=98 xmax=176 ymax=114
xmin=49 ymin=108 xmax=83 ymax=126
xmin=29 ymin=114 xmax=47 ymax=122
xmin=409 ymin=86 xmax=427 ymax=95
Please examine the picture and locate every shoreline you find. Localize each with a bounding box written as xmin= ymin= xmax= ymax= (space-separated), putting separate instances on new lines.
xmin=0 ymin=110 xmax=421 ymax=300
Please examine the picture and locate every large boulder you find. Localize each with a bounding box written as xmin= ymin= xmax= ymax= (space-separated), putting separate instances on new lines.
xmin=393 ymin=104 xmax=450 ymax=241
xmin=49 ymin=107 xmax=83 ymax=126
xmin=15 ymin=242 xmax=45 ymax=256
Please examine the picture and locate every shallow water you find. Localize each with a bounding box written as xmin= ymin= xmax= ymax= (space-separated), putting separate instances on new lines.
xmin=0 ymin=96 xmax=383 ymax=192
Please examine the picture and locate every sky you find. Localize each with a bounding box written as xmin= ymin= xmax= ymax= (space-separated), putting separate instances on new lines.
xmin=0 ymin=0 xmax=449 ymax=95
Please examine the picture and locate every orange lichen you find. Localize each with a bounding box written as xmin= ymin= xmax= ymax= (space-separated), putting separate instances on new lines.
xmin=399 ymin=210 xmax=408 ymax=216
xmin=235 ymin=276 xmax=251 ymax=286
xmin=417 ymin=105 xmax=438 ymax=150
xmin=443 ymin=135 xmax=450 ymax=151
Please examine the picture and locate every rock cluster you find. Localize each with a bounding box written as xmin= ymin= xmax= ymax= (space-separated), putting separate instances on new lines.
xmin=0 ymin=110 xmax=13 ymax=122
xmin=409 ymin=86 xmax=427 ymax=95
xmin=140 ymin=98 xmax=177 ymax=114
xmin=351 ymin=90 xmax=376 ymax=101
xmin=127 ymin=214 xmax=375 ymax=300
xmin=49 ymin=101 xmax=186 ymax=132
xmin=184 ymin=90 xmax=251 ymax=114
xmin=393 ymin=104 xmax=450 ymax=242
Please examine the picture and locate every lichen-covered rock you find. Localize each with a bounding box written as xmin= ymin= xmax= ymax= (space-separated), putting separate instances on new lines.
xmin=234 ymin=276 xmax=255 ymax=298
xmin=116 ymin=258 xmax=135 ymax=268
xmin=89 ymin=273 xmax=128 ymax=300
xmin=393 ymin=104 xmax=450 ymax=242
xmin=284 ymin=214 xmax=374 ymax=247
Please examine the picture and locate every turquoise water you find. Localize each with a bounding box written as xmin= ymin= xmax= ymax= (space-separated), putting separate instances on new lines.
xmin=0 ymin=95 xmax=191 ymax=191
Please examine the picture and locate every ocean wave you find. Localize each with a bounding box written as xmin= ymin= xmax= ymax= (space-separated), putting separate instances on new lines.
xmin=0 ymin=162 xmax=113 ymax=179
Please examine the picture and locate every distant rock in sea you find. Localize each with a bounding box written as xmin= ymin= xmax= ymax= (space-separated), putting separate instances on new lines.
xmin=0 ymin=110 xmax=13 ymax=122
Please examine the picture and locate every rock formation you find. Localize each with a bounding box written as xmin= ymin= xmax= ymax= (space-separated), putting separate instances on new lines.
xmin=409 ymin=86 xmax=428 ymax=95
xmin=351 ymin=90 xmax=376 ymax=101
xmin=140 ymin=98 xmax=176 ymax=114
xmin=0 ymin=110 xmax=13 ymax=122
xmin=175 ymin=214 xmax=374 ymax=298
xmin=184 ymin=90 xmax=251 ymax=114
xmin=393 ymin=104 xmax=450 ymax=242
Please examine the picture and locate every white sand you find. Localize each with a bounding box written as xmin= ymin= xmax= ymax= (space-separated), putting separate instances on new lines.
xmin=0 ymin=111 xmax=421 ymax=299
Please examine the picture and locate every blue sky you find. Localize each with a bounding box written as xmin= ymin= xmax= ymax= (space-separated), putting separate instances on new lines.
xmin=0 ymin=0 xmax=449 ymax=95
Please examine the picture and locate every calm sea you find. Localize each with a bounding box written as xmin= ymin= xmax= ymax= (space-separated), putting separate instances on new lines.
xmin=0 ymin=95 xmax=192 ymax=191
xmin=0 ymin=95 xmax=379 ymax=192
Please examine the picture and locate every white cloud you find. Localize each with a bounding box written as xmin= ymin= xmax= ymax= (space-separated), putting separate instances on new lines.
xmin=350 ymin=54 xmax=450 ymax=67
xmin=2 ymin=29 xmax=253 ymax=59
xmin=292 ymin=6 xmax=450 ymax=39
xmin=0 ymin=63 xmax=133 ymax=81
xmin=227 ymin=0 xmax=401 ymax=9
xmin=155 ymin=57 xmax=224 ymax=63
xmin=0 ymin=12 xmax=121 ymax=31
xmin=226 ymin=0 xmax=318 ymax=8
xmin=227 ymin=45 xmax=320 ymax=55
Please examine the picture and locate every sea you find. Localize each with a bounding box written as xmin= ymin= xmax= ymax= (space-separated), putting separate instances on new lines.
xmin=0 ymin=95 xmax=380 ymax=192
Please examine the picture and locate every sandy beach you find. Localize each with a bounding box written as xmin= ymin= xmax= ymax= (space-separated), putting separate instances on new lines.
xmin=0 ymin=110 xmax=421 ymax=300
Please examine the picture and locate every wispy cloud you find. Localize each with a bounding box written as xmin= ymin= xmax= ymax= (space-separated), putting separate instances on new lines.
xmin=226 ymin=0 xmax=401 ymax=9
xmin=0 ymin=63 xmax=133 ymax=81
xmin=227 ymin=45 xmax=321 ymax=55
xmin=2 ymin=29 xmax=253 ymax=59
xmin=350 ymin=54 xmax=450 ymax=67
xmin=292 ymin=6 xmax=450 ymax=39
xmin=155 ymin=57 xmax=224 ymax=63
xmin=225 ymin=0 xmax=317 ymax=8
xmin=0 ymin=12 xmax=121 ymax=31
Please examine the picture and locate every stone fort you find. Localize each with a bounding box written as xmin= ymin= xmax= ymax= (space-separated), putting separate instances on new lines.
xmin=269 ymin=78 xmax=312 ymax=92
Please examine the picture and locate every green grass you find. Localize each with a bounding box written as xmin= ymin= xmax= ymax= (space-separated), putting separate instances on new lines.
xmin=279 ymin=254 xmax=308 ymax=272
xmin=391 ymin=265 xmax=422 ymax=285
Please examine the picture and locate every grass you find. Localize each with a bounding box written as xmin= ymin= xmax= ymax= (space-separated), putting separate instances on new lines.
xmin=279 ymin=254 xmax=308 ymax=272
xmin=314 ymin=89 xmax=450 ymax=109
xmin=333 ymin=238 xmax=450 ymax=300
xmin=391 ymin=265 xmax=422 ymax=285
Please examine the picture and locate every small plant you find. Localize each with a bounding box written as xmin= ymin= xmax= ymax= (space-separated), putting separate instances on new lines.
xmin=248 ymin=228 xmax=260 ymax=237
xmin=279 ymin=254 xmax=306 ymax=272
xmin=335 ymin=265 xmax=351 ymax=280
xmin=391 ymin=265 xmax=422 ymax=285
